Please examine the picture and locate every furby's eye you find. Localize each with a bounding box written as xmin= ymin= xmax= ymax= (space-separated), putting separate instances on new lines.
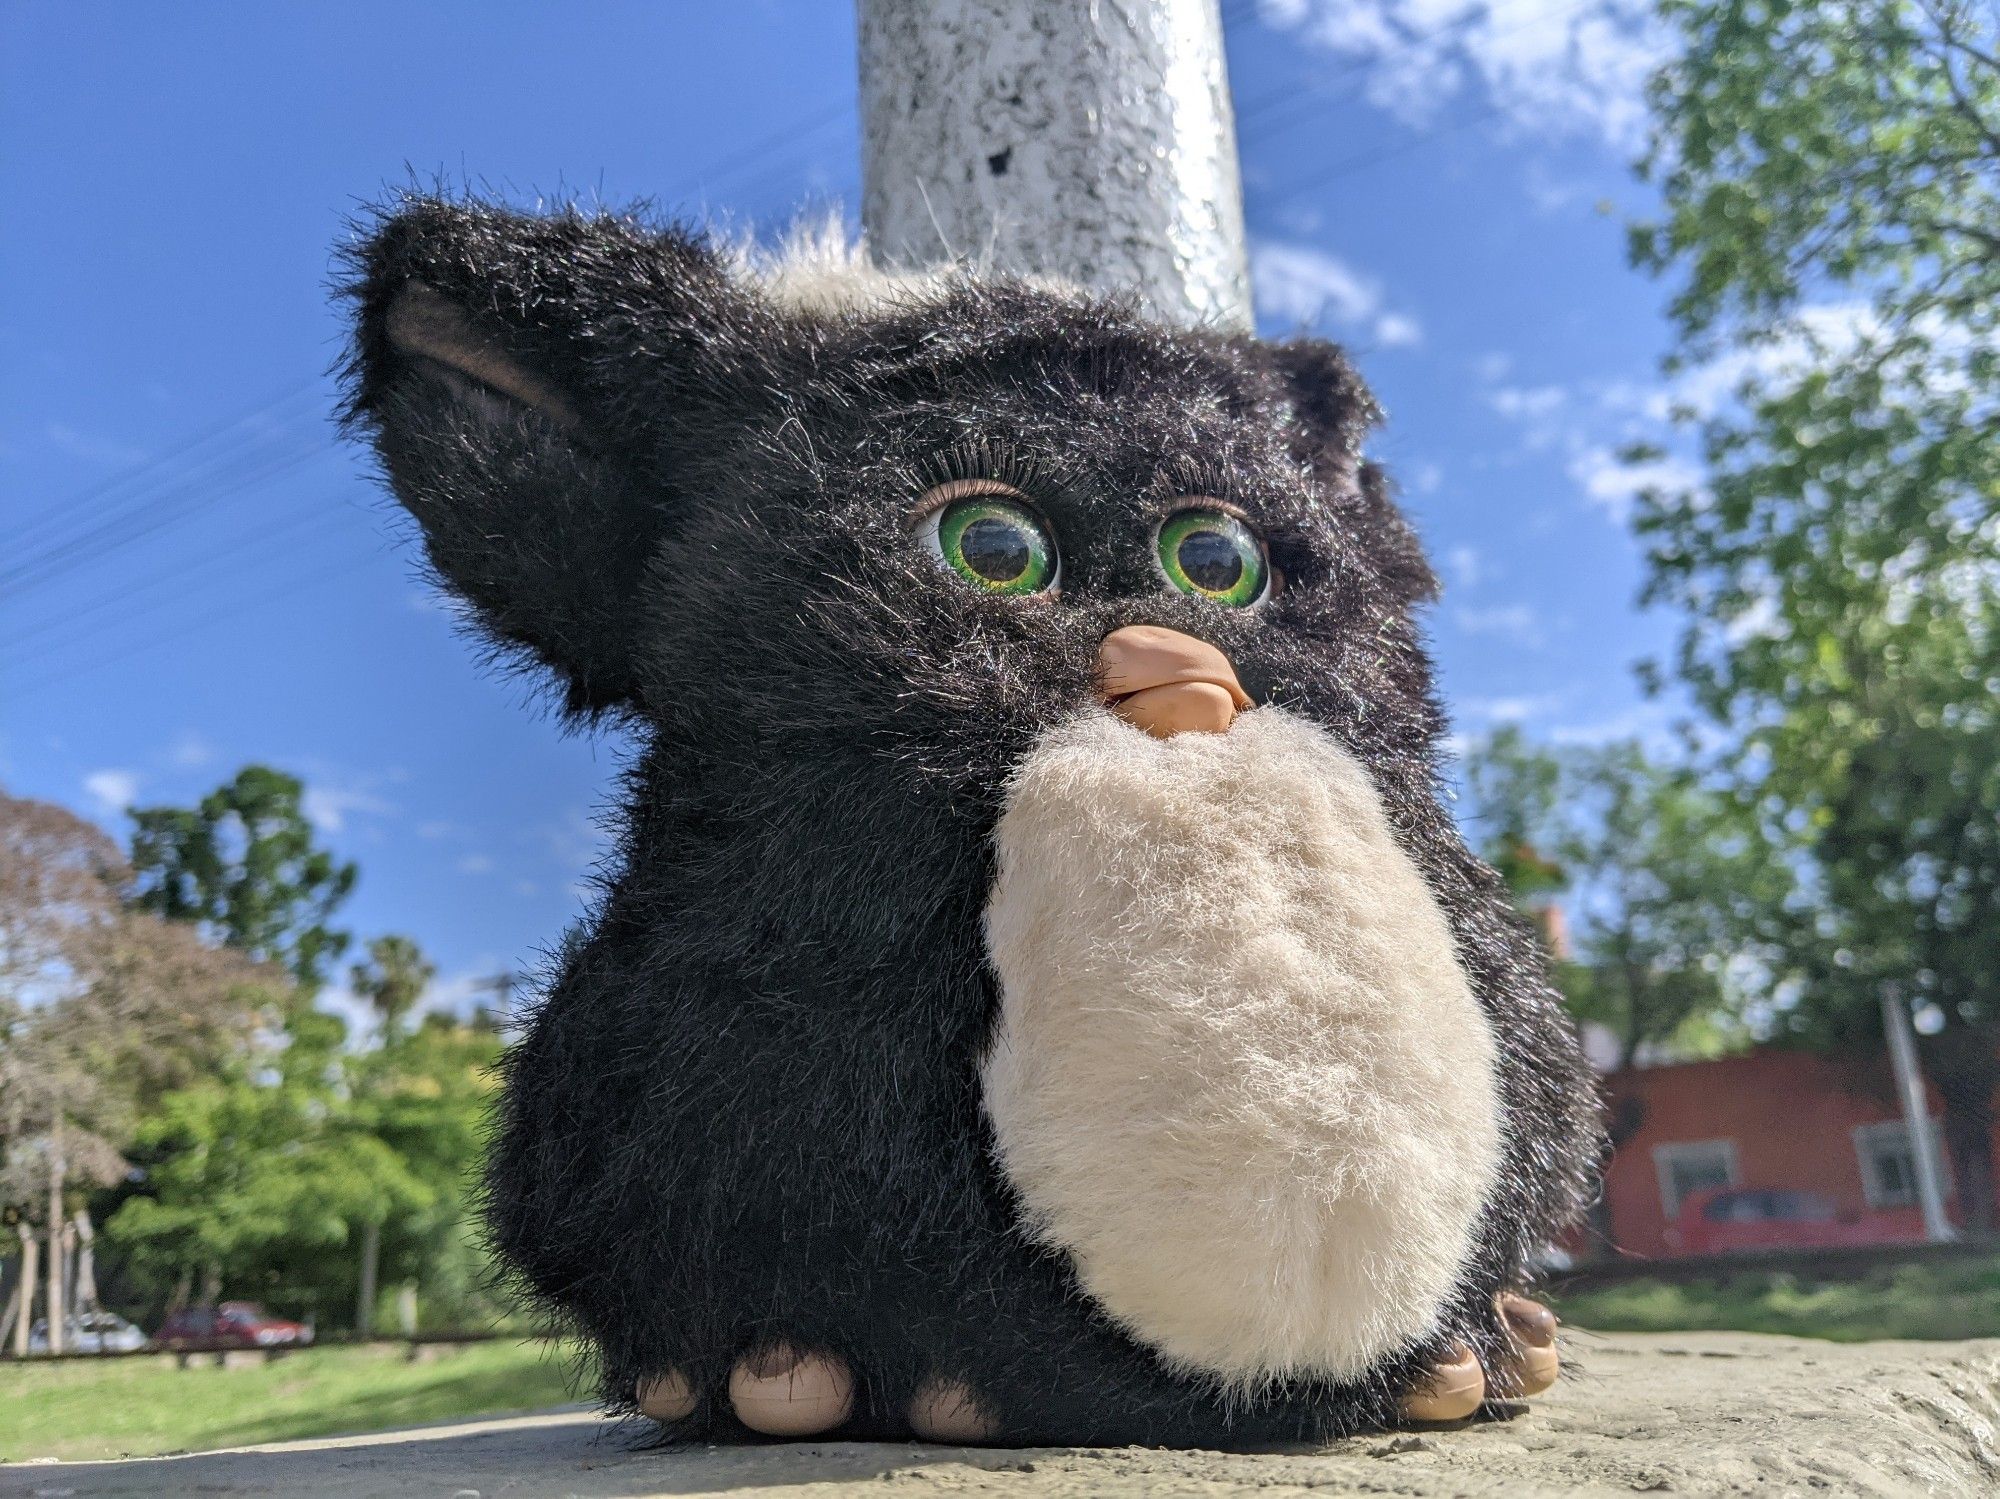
xmin=915 ymin=484 xmax=1059 ymax=596
xmin=1156 ymin=508 xmax=1269 ymax=607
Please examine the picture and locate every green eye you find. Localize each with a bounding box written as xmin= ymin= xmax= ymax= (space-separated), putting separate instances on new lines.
xmin=1156 ymin=509 xmax=1269 ymax=606
xmin=923 ymin=494 xmax=1059 ymax=595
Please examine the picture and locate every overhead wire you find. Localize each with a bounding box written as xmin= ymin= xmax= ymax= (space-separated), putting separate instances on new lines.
xmin=6 ymin=542 xmax=393 ymax=702
xmin=6 ymin=499 xmax=355 ymax=653
xmin=9 ymin=376 xmax=326 ymax=556
xmin=10 ymin=98 xmax=852 ymax=695
xmin=1231 ymin=0 xmax=1595 ymax=139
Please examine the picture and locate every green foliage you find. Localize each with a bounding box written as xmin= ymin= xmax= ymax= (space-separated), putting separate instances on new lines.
xmin=1460 ymin=730 xmax=1781 ymax=1073
xmin=1631 ymin=0 xmax=2000 ymax=1226
xmin=350 ymin=935 xmax=436 ymax=1042
xmin=348 ymin=1008 xmax=506 ymax=1313
xmin=106 ymin=1007 xmax=432 ymax=1314
xmin=1459 ymin=726 xmax=1570 ymax=902
xmin=1551 ymin=1254 xmax=2000 ymax=1342
xmin=0 ymin=1339 xmax=579 ymax=1462
xmin=105 ymin=942 xmax=510 ymax=1332
xmin=129 ymin=766 xmax=358 ymax=990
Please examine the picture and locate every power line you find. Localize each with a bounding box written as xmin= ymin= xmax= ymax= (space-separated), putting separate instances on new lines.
xmin=1233 ymin=0 xmax=1593 ymax=139
xmin=9 ymin=379 xmax=325 ymax=557
xmin=1261 ymin=89 xmax=1513 ymax=207
xmin=2 ymin=439 xmax=333 ymax=598
xmin=3 ymin=500 xmax=354 ymax=654
xmin=5 ymin=543 xmax=390 ymax=703
xmin=15 ymin=100 xmax=852 ymax=695
xmin=12 ymin=99 xmax=848 ymax=595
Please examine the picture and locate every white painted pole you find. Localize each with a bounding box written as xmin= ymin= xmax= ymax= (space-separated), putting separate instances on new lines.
xmin=858 ymin=0 xmax=1253 ymax=330
xmin=1880 ymin=989 xmax=1955 ymax=1243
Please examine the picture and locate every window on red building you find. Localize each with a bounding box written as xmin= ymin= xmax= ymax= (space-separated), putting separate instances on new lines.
xmin=1653 ymin=1139 xmax=1740 ymax=1219
xmin=1852 ymin=1119 xmax=1951 ymax=1210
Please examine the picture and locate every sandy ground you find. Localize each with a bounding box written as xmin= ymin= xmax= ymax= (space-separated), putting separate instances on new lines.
xmin=8 ymin=1331 xmax=1998 ymax=1498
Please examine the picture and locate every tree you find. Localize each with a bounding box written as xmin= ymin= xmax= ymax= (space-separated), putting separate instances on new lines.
xmin=106 ymin=1005 xmax=432 ymax=1322
xmin=129 ymin=767 xmax=358 ymax=990
xmin=350 ymin=936 xmax=436 ymax=1044
xmin=1459 ymin=732 xmax=1777 ymax=1077
xmin=1459 ymin=725 xmax=1569 ymax=915
xmin=347 ymin=1008 xmax=506 ymax=1331
xmin=1632 ymin=0 xmax=2000 ymax=1228
xmin=0 ymin=788 xmax=273 ymax=1345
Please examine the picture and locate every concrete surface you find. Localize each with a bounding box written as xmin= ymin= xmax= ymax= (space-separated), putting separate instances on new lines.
xmin=7 ymin=1331 xmax=1998 ymax=1498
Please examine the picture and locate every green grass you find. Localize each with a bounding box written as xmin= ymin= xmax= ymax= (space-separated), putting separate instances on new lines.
xmin=11 ymin=1260 xmax=1992 ymax=1465
xmin=1553 ymin=1255 xmax=2000 ymax=1343
xmin=0 ymin=1338 xmax=586 ymax=1464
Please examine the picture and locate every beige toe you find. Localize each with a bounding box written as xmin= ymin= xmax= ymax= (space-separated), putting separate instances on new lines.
xmin=1399 ymin=1342 xmax=1487 ymax=1423
xmin=637 ymin=1369 xmax=697 ymax=1422
xmin=728 ymin=1345 xmax=854 ymax=1436
xmin=1496 ymin=1292 xmax=1561 ymax=1396
xmin=908 ymin=1378 xmax=997 ymax=1443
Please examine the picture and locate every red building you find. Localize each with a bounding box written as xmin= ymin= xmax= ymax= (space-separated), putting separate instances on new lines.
xmin=1593 ymin=1048 xmax=1983 ymax=1259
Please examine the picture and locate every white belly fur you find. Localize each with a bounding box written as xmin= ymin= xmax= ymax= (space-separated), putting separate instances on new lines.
xmin=980 ymin=708 xmax=1502 ymax=1388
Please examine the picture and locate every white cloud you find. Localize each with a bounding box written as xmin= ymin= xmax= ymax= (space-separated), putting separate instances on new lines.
xmin=1453 ymin=602 xmax=1547 ymax=646
xmin=1548 ymin=697 xmax=1681 ymax=751
xmin=1251 ymin=241 xmax=1423 ymax=346
xmin=1485 ymin=384 xmax=1566 ymax=422
xmin=1566 ymin=444 xmax=1703 ymax=524
xmin=1260 ymin=0 xmax=1671 ymax=152
xmin=1374 ymin=311 xmax=1424 ymax=348
xmin=1443 ymin=544 xmax=1484 ymax=587
xmin=83 ymin=768 xmax=140 ymax=816
xmin=301 ymin=783 xmax=394 ymax=834
xmin=1458 ymin=691 xmax=1567 ymax=724
xmin=1407 ymin=461 xmax=1445 ymax=495
xmin=1483 ymin=383 xmax=1570 ymax=449
xmin=166 ymin=731 xmax=214 ymax=769
xmin=1521 ymin=158 xmax=1596 ymax=215
xmin=457 ymin=854 xmax=495 ymax=876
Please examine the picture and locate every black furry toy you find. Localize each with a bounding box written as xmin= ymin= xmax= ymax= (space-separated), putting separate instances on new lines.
xmin=340 ymin=197 xmax=1602 ymax=1448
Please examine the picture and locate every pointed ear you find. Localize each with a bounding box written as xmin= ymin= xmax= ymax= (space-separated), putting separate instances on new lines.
xmin=1264 ymin=337 xmax=1438 ymax=607
xmin=340 ymin=197 xmax=775 ymax=719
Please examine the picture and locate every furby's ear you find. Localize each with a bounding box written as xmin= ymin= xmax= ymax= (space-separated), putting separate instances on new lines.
xmin=1265 ymin=337 xmax=1438 ymax=607
xmin=339 ymin=196 xmax=778 ymax=720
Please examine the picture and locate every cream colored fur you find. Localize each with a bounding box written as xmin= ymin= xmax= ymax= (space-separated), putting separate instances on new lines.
xmin=981 ymin=708 xmax=1502 ymax=1388
xmin=729 ymin=216 xmax=1081 ymax=318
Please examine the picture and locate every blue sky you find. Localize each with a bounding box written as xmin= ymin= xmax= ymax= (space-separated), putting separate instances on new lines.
xmin=1 ymin=0 xmax=1686 ymax=1024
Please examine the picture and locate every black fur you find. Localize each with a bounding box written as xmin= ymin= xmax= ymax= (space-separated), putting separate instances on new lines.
xmin=338 ymin=195 xmax=1603 ymax=1447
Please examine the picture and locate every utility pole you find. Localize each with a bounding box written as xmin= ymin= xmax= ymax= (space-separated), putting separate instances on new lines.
xmin=356 ymin=1219 xmax=380 ymax=1337
xmin=477 ymin=971 xmax=518 ymax=1034
xmin=46 ymin=1117 xmax=63 ymax=1355
xmin=1881 ymin=988 xmax=1956 ymax=1242
xmin=858 ymin=0 xmax=1253 ymax=330
xmin=11 ymin=1221 xmax=35 ymax=1358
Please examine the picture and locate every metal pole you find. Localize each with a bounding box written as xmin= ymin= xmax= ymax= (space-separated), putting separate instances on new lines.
xmin=858 ymin=0 xmax=1253 ymax=330
xmin=46 ymin=1118 xmax=63 ymax=1355
xmin=13 ymin=1227 xmax=36 ymax=1358
xmin=1880 ymin=989 xmax=1955 ymax=1242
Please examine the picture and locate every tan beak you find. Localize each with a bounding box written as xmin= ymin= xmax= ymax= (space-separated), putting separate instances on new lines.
xmin=1097 ymin=625 xmax=1253 ymax=738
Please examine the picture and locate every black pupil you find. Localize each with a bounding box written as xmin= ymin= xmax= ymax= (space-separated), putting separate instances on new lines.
xmin=1178 ymin=529 xmax=1245 ymax=593
xmin=961 ymin=516 xmax=1031 ymax=583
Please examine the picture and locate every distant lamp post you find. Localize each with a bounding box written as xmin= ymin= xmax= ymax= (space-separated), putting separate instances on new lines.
xmin=1880 ymin=987 xmax=1956 ymax=1243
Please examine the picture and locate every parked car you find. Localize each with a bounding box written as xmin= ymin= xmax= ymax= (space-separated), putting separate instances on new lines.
xmin=1670 ymin=1186 xmax=1929 ymax=1255
xmin=27 ymin=1311 xmax=147 ymax=1354
xmin=154 ymin=1301 xmax=313 ymax=1349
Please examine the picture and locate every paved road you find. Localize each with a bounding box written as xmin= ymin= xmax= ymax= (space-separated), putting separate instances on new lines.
xmin=8 ymin=1331 xmax=1998 ymax=1497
